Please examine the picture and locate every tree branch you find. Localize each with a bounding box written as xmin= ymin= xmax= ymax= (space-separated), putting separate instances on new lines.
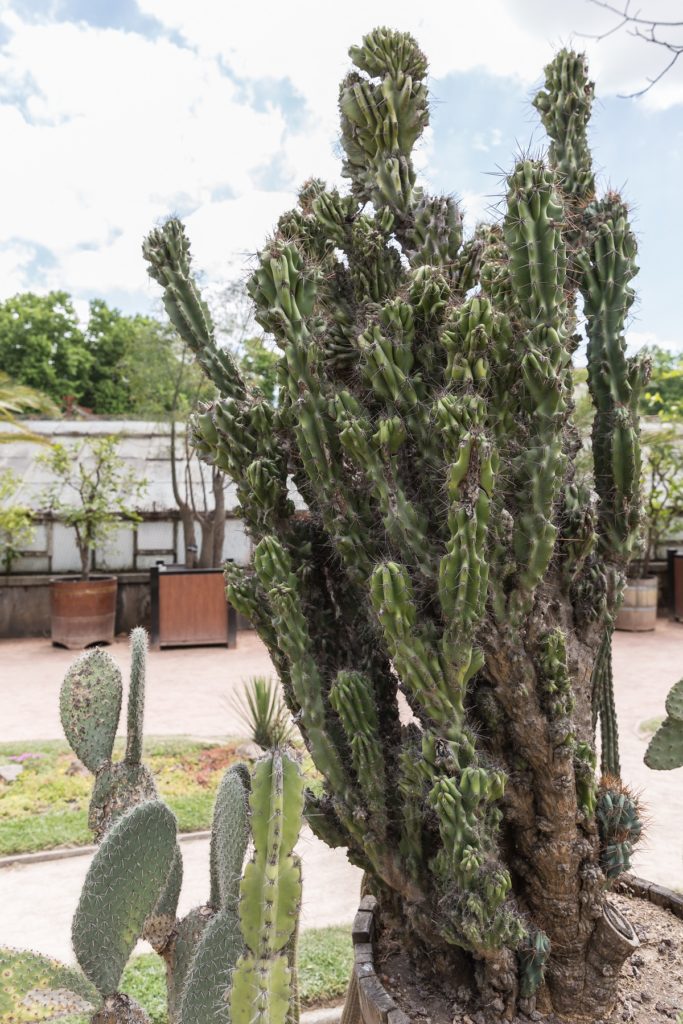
xmin=584 ymin=0 xmax=683 ymax=96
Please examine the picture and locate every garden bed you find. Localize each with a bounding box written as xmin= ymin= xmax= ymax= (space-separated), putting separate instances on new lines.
xmin=356 ymin=888 xmax=683 ymax=1024
xmin=0 ymin=926 xmax=353 ymax=1023
xmin=0 ymin=738 xmax=250 ymax=856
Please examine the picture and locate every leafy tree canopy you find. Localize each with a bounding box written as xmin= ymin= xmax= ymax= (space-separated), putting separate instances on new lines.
xmin=640 ymin=344 xmax=683 ymax=419
xmin=0 ymin=293 xmax=217 ymax=417
xmin=0 ymin=291 xmax=91 ymax=407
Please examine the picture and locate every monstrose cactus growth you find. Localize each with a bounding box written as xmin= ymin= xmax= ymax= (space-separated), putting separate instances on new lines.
xmin=57 ymin=630 xmax=305 ymax=1024
xmin=143 ymin=31 xmax=646 ymax=1021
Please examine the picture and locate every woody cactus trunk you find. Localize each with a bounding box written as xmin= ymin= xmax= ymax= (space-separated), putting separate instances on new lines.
xmin=143 ymin=31 xmax=646 ymax=1021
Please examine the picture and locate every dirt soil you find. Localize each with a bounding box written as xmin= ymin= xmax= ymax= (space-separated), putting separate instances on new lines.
xmin=376 ymin=891 xmax=683 ymax=1024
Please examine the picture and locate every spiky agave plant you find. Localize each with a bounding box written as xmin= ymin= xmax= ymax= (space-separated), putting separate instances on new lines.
xmin=232 ymin=675 xmax=296 ymax=750
xmin=143 ymin=31 xmax=647 ymax=1020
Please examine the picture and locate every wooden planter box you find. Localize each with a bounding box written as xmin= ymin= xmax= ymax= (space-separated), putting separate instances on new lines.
xmin=150 ymin=565 xmax=237 ymax=650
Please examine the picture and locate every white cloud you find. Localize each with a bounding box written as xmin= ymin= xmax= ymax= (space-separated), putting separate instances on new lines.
xmin=138 ymin=0 xmax=683 ymax=110
xmin=0 ymin=0 xmax=681 ymax=322
xmin=627 ymin=330 xmax=683 ymax=355
xmin=0 ymin=240 xmax=40 ymax=299
xmin=0 ymin=11 xmax=288 ymax=302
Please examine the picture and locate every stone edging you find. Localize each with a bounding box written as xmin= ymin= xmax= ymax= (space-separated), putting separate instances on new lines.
xmin=0 ymin=829 xmax=211 ymax=869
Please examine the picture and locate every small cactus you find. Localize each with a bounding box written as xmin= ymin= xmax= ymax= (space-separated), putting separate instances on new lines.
xmin=60 ymin=630 xmax=159 ymax=842
xmin=596 ymin=777 xmax=643 ymax=879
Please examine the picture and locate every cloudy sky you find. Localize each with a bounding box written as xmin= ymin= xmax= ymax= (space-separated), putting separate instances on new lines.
xmin=0 ymin=0 xmax=681 ymax=352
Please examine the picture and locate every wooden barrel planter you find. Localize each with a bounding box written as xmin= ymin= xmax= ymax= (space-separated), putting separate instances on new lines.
xmin=614 ymin=576 xmax=658 ymax=632
xmin=342 ymin=879 xmax=683 ymax=1024
xmin=50 ymin=576 xmax=118 ymax=649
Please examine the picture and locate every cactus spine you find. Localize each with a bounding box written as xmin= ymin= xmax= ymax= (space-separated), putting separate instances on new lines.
xmin=143 ymin=29 xmax=644 ymax=1019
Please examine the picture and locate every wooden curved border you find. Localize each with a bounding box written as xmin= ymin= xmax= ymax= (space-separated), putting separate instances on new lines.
xmin=341 ymin=895 xmax=409 ymax=1024
xmin=343 ymin=878 xmax=683 ymax=1024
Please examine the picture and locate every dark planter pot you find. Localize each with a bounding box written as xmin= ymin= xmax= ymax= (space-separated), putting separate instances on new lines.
xmin=614 ymin=576 xmax=657 ymax=632
xmin=343 ymin=878 xmax=683 ymax=1024
xmin=50 ymin=576 xmax=118 ymax=649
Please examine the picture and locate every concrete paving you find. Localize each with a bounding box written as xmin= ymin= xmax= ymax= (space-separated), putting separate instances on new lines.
xmin=1 ymin=620 xmax=683 ymax=963
xmin=611 ymin=617 xmax=683 ymax=890
xmin=1 ymin=630 xmax=275 ymax=742
xmin=0 ymin=826 xmax=362 ymax=962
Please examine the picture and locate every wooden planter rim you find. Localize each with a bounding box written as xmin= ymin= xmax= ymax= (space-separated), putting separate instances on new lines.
xmin=346 ymin=876 xmax=683 ymax=1024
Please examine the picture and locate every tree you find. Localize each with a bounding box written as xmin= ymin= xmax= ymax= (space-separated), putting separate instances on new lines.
xmin=144 ymin=32 xmax=647 ymax=1019
xmin=238 ymin=335 xmax=280 ymax=404
xmin=640 ymin=344 xmax=683 ymax=418
xmin=0 ymin=469 xmax=34 ymax=573
xmin=0 ymin=370 xmax=58 ymax=443
xmin=587 ymin=1 xmax=683 ymax=96
xmin=637 ymin=424 xmax=683 ymax=577
xmin=82 ymin=299 xmax=208 ymax=418
xmin=39 ymin=436 xmax=146 ymax=579
xmin=0 ymin=292 xmax=91 ymax=407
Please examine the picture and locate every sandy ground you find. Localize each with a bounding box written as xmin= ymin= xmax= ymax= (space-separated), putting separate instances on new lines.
xmin=0 ymin=826 xmax=362 ymax=963
xmin=1 ymin=619 xmax=682 ymax=963
xmin=1 ymin=629 xmax=274 ymax=742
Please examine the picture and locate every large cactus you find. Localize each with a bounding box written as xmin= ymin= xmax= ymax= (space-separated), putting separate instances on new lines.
xmin=143 ymin=31 xmax=645 ymax=1020
xmin=53 ymin=632 xmax=305 ymax=1024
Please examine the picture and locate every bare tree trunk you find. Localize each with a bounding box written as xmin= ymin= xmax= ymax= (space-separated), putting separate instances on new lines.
xmin=211 ymin=468 xmax=225 ymax=566
xmin=169 ymin=416 xmax=198 ymax=567
xmin=197 ymin=518 xmax=214 ymax=569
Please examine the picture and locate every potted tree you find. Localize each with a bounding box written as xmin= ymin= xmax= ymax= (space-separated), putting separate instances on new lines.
xmin=0 ymin=469 xmax=35 ymax=575
xmin=616 ymin=423 xmax=683 ymax=630
xmin=40 ymin=434 xmax=145 ymax=647
xmin=143 ymin=32 xmax=662 ymax=1021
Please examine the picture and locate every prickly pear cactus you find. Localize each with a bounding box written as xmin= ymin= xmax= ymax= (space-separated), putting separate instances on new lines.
xmin=53 ymin=632 xmax=306 ymax=1024
xmin=60 ymin=630 xmax=159 ymax=841
xmin=645 ymin=676 xmax=683 ymax=769
xmin=0 ymin=947 xmax=98 ymax=1024
xmin=143 ymin=30 xmax=646 ymax=1019
xmin=73 ymin=800 xmax=177 ymax=998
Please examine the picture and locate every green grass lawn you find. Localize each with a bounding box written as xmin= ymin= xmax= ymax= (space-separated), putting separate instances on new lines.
xmin=122 ymin=928 xmax=352 ymax=1019
xmin=0 ymin=737 xmax=243 ymax=857
xmin=0 ymin=928 xmax=352 ymax=1023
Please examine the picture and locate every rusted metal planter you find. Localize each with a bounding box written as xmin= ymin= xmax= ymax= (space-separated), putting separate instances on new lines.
xmin=343 ymin=878 xmax=683 ymax=1024
xmin=50 ymin=576 xmax=118 ymax=649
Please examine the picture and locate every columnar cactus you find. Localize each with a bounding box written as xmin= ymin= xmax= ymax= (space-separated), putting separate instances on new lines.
xmin=57 ymin=633 xmax=305 ymax=1024
xmin=144 ymin=31 xmax=645 ymax=1020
